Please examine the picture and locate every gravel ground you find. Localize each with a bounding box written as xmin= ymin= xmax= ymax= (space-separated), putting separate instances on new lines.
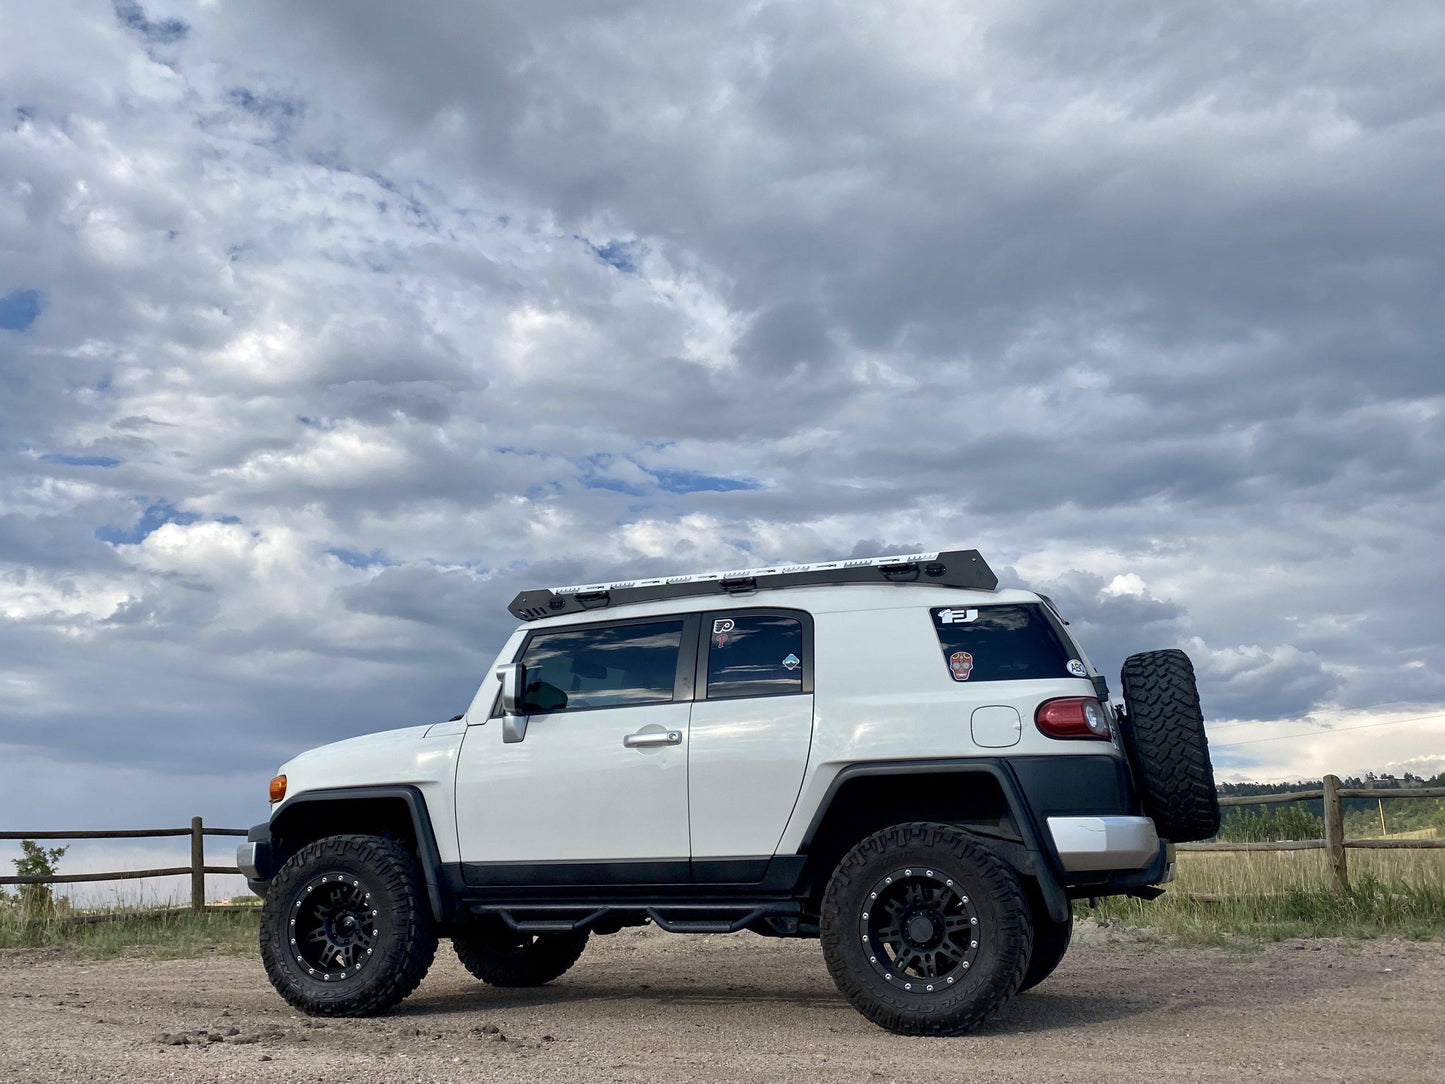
xmin=2 ymin=922 xmax=1440 ymax=1083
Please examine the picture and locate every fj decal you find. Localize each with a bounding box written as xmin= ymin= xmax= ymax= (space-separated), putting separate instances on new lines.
xmin=948 ymin=651 xmax=974 ymax=681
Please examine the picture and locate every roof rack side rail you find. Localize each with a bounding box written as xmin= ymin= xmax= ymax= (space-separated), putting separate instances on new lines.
xmin=507 ymin=549 xmax=997 ymax=621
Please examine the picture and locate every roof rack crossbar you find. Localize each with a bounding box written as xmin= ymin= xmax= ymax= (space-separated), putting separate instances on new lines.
xmin=507 ymin=549 xmax=997 ymax=621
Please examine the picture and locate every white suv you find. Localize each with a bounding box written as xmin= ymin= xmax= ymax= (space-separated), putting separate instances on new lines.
xmin=239 ymin=550 xmax=1218 ymax=1035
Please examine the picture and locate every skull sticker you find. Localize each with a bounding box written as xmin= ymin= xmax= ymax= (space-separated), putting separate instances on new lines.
xmin=948 ymin=651 xmax=975 ymax=681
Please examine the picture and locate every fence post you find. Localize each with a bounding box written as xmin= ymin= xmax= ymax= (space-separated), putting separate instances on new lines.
xmin=191 ymin=817 xmax=205 ymax=912
xmin=1323 ymin=774 xmax=1348 ymax=895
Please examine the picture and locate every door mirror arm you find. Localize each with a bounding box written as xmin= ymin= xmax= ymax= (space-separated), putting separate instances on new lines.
xmin=496 ymin=663 xmax=528 ymax=743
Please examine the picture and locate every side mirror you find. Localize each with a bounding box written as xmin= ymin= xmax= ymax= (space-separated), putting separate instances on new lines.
xmin=496 ymin=663 xmax=528 ymax=744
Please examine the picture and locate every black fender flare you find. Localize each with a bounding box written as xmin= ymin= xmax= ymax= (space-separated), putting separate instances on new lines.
xmin=252 ymin=785 xmax=452 ymax=923
xmin=799 ymin=758 xmax=1072 ymax=923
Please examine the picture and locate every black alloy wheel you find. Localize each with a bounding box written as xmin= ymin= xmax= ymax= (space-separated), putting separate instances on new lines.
xmin=289 ymin=874 xmax=377 ymax=980
xmin=859 ymin=866 xmax=981 ymax=993
xmin=821 ymin=822 xmax=1033 ymax=1036
xmin=260 ymin=834 xmax=437 ymax=1016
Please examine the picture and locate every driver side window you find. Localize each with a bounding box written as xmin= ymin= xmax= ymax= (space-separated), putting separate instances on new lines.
xmin=517 ymin=619 xmax=684 ymax=714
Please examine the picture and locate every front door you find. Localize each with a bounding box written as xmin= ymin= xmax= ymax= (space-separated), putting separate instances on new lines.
xmin=454 ymin=615 xmax=697 ymax=883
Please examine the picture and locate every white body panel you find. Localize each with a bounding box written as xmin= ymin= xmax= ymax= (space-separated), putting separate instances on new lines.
xmin=275 ymin=581 xmax=1138 ymax=873
xmin=272 ymin=722 xmax=466 ymax=864
xmin=454 ymin=701 xmax=691 ymax=863
xmin=774 ymin=596 xmax=1113 ymax=854
xmin=686 ymin=694 xmax=814 ymax=858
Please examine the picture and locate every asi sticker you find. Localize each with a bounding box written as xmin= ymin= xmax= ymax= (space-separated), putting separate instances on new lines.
xmin=713 ymin=617 xmax=735 ymax=648
xmin=1066 ymin=659 xmax=1088 ymax=678
xmin=948 ymin=651 xmax=975 ymax=681
xmin=781 ymin=653 xmax=801 ymax=671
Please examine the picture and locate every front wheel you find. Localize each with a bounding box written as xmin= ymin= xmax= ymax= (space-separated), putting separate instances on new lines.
xmin=820 ymin=823 xmax=1033 ymax=1035
xmin=260 ymin=834 xmax=438 ymax=1016
xmin=453 ymin=918 xmax=589 ymax=987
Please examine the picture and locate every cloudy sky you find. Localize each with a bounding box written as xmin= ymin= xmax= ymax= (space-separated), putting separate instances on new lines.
xmin=2 ymin=1 xmax=1443 ymax=891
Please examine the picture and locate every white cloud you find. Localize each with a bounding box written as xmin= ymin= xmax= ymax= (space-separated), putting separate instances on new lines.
xmin=1 ymin=0 xmax=1443 ymax=825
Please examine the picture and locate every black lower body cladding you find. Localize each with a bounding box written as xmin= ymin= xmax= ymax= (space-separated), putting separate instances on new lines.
xmin=1118 ymin=648 xmax=1221 ymax=843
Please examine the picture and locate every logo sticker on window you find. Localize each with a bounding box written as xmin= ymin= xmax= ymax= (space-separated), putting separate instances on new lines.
xmin=949 ymin=651 xmax=975 ymax=681
xmin=781 ymin=653 xmax=801 ymax=671
xmin=936 ymin=607 xmax=979 ymax=625
xmin=1067 ymin=659 xmax=1088 ymax=677
xmin=712 ymin=617 xmax=735 ymax=648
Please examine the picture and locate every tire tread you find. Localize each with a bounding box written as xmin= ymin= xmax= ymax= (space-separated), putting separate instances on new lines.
xmin=260 ymin=834 xmax=438 ymax=1016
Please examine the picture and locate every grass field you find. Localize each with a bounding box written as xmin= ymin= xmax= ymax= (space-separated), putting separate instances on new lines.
xmin=5 ymin=852 xmax=1443 ymax=958
xmin=0 ymin=906 xmax=259 ymax=958
xmin=1085 ymin=848 xmax=1445 ymax=941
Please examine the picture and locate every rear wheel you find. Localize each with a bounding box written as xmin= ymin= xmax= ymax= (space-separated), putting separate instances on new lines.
xmin=260 ymin=834 xmax=437 ymax=1016
xmin=453 ymin=918 xmax=589 ymax=987
xmin=1018 ymin=912 xmax=1072 ymax=992
xmin=820 ymin=822 xmax=1033 ymax=1035
xmin=1119 ymin=649 xmax=1220 ymax=843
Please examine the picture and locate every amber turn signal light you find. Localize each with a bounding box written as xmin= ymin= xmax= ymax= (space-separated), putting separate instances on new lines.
xmin=269 ymin=774 xmax=287 ymax=803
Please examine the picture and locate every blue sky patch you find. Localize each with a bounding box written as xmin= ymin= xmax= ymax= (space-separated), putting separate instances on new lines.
xmin=42 ymin=453 xmax=122 ymax=468
xmin=580 ymin=237 xmax=646 ymax=275
xmin=0 ymin=289 xmax=41 ymax=332
xmin=651 ymin=468 xmax=760 ymax=494
xmin=329 ymin=547 xmax=394 ymax=569
xmin=112 ymin=0 xmax=188 ymax=44
xmin=95 ymin=500 xmax=199 ymax=545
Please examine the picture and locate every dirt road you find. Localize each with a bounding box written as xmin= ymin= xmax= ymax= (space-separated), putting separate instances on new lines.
xmin=2 ymin=923 xmax=1440 ymax=1083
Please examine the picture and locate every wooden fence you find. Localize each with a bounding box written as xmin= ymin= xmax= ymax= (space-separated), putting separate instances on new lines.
xmin=0 ymin=819 xmax=246 ymax=912
xmin=4 ymin=779 xmax=1442 ymax=908
xmin=1178 ymin=777 xmax=1445 ymax=894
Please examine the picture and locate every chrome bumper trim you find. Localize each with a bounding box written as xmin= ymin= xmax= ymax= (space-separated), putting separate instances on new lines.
xmin=1048 ymin=815 xmax=1161 ymax=873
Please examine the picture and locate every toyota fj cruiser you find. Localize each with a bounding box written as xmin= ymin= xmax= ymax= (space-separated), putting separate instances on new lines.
xmin=240 ymin=550 xmax=1218 ymax=1035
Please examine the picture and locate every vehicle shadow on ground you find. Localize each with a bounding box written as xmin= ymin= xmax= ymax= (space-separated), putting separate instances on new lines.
xmin=395 ymin=979 xmax=1149 ymax=1033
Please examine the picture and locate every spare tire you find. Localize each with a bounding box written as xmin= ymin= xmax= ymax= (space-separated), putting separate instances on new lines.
xmin=1118 ymin=649 xmax=1220 ymax=843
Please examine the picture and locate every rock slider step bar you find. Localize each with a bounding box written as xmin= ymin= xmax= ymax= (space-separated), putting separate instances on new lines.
xmin=508 ymin=549 xmax=997 ymax=621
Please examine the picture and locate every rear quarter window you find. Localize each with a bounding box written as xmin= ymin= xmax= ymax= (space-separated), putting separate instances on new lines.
xmin=930 ymin=604 xmax=1076 ymax=683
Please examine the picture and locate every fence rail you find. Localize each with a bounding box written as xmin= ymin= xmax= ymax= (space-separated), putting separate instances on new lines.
xmin=1179 ymin=776 xmax=1444 ymax=893
xmin=0 ymin=818 xmax=245 ymax=911
xmin=4 ymin=778 xmax=1441 ymax=907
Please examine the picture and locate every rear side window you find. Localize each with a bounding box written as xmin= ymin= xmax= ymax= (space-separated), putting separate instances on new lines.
xmin=930 ymin=605 xmax=1076 ymax=683
xmin=518 ymin=619 xmax=684 ymax=713
xmin=706 ymin=614 xmax=805 ymax=699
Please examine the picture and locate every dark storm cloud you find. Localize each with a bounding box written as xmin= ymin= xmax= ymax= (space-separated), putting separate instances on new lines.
xmin=1 ymin=0 xmax=1444 ymax=828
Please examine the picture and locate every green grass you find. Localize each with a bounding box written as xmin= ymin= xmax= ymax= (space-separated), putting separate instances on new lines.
xmin=5 ymin=851 xmax=1443 ymax=957
xmin=0 ymin=906 xmax=259 ymax=959
xmin=1084 ymin=848 xmax=1445 ymax=942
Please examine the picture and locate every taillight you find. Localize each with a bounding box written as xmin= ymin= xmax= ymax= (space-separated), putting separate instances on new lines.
xmin=1035 ymin=697 xmax=1111 ymax=740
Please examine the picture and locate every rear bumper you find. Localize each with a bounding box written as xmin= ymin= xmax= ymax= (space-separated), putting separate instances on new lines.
xmin=1047 ymin=815 xmax=1161 ymax=873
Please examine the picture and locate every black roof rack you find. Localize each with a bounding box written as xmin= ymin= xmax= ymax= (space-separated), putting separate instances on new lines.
xmin=508 ymin=549 xmax=997 ymax=621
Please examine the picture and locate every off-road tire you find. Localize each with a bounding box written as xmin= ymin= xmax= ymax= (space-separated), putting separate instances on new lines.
xmin=452 ymin=920 xmax=590 ymax=987
xmin=260 ymin=834 xmax=438 ymax=1016
xmin=820 ymin=822 xmax=1033 ymax=1036
xmin=1119 ymin=648 xmax=1220 ymax=843
xmin=1018 ymin=913 xmax=1072 ymax=992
